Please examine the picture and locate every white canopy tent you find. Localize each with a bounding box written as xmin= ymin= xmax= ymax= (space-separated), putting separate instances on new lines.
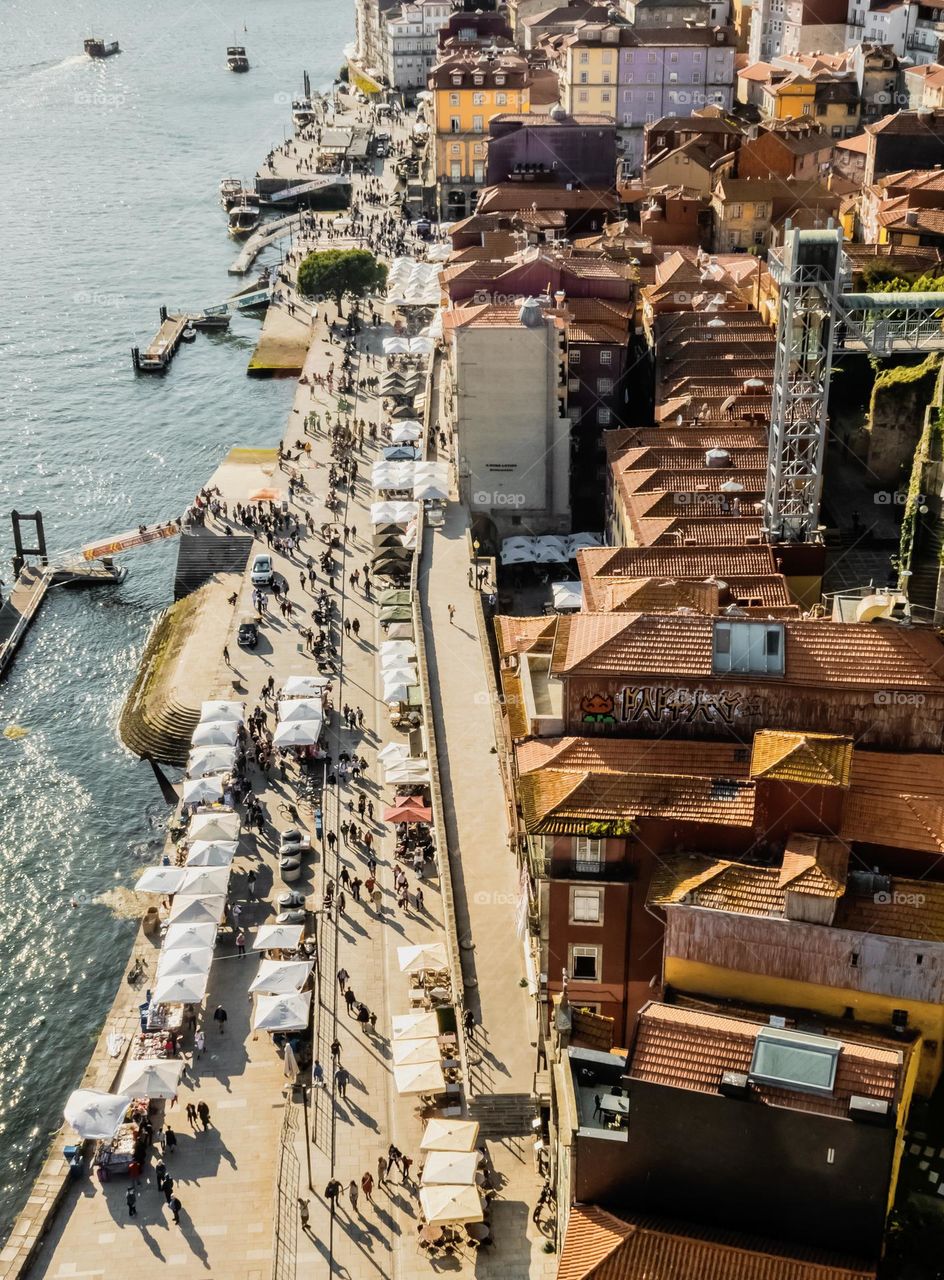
xmin=385 ymin=762 xmax=432 ymax=784
xmin=377 ymin=741 xmax=410 ymax=764
xmin=186 ymin=745 xmax=237 ymax=778
xmin=392 ymin=1038 xmax=441 ymax=1067
xmin=252 ymin=992 xmax=311 ymax=1032
xmin=420 ymin=1150 xmax=480 ymax=1186
xmin=135 ymin=866 xmax=185 ymax=895
xmin=277 ymin=697 xmax=324 ymax=724
xmin=248 ymin=959 xmax=314 ymax=995
xmin=199 ymin=700 xmax=245 ymax=724
xmin=273 ymin=720 xmax=323 ymax=747
xmin=551 ymin=582 xmax=584 ymax=612
xmin=185 ymin=840 xmax=237 ymax=868
xmin=390 ymin=423 xmax=422 ymax=443
xmin=156 ymin=947 xmax=214 ymax=979
xmin=188 ymin=811 xmax=240 ymax=842
xmin=167 ymin=894 xmax=226 ymax=926
xmin=152 ymin=971 xmax=210 ymax=1005
xmin=420 ymin=1117 xmax=480 ymax=1152
xmin=182 ymin=775 xmax=224 ymax=806
xmin=253 ymin=923 xmax=305 ymax=952
xmin=414 ymin=481 xmax=448 ymax=501
xmin=398 ymin=942 xmax=449 ymax=974
xmin=178 ymin=866 xmax=231 ymax=897
xmin=282 ymin=675 xmax=331 ymax=697
xmin=370 ymin=500 xmax=418 ymax=525
xmin=191 ymin=721 xmax=239 ymax=748
xmin=419 ymin=1184 xmax=484 ymax=1225
xmin=393 ymin=1011 xmax=441 ymax=1041
xmin=118 ymin=1058 xmax=184 ymax=1099
xmin=162 ymin=922 xmax=218 ymax=952
xmin=393 ymin=1060 xmax=446 ymax=1095
xmin=382 ymin=336 xmax=410 ymax=354
xmin=64 ymin=1089 xmax=131 ymax=1141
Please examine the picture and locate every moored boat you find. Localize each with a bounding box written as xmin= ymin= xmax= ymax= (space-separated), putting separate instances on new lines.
xmin=227 ymin=196 xmax=260 ymax=238
xmin=227 ymin=45 xmax=249 ymax=72
xmin=219 ymin=177 xmax=243 ymax=208
xmin=84 ymin=37 xmax=120 ymax=58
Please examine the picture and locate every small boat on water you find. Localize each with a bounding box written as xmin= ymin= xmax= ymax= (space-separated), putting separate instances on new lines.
xmin=228 ymin=196 xmax=260 ymax=238
xmin=219 ymin=177 xmax=243 ymax=208
xmin=292 ymin=97 xmax=318 ymax=128
xmin=227 ymin=45 xmax=249 ymax=72
xmin=84 ymin=37 xmax=120 ymax=58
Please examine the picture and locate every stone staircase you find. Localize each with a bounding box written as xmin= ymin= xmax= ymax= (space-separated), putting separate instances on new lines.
xmin=175 ymin=530 xmax=254 ymax=599
xmin=467 ymin=1093 xmax=538 ymax=1137
xmin=118 ymin=604 xmax=202 ymax=767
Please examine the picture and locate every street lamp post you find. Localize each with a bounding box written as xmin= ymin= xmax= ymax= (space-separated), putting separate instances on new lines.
xmin=300 ymin=1084 xmax=314 ymax=1190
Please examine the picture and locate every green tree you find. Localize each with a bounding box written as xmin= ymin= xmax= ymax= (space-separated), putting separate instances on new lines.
xmin=296 ymin=248 xmax=387 ymax=317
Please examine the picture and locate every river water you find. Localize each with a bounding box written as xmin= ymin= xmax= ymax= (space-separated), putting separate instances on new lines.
xmin=0 ymin=0 xmax=350 ymax=1233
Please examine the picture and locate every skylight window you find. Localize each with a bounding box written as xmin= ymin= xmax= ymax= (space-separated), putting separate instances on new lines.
xmin=749 ymin=1027 xmax=842 ymax=1097
xmin=712 ymin=620 xmax=784 ymax=676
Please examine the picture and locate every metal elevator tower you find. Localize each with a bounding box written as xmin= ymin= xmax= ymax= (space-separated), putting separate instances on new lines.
xmin=764 ymin=224 xmax=944 ymax=545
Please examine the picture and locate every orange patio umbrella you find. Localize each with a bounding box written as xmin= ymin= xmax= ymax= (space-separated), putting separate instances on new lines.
xmin=248 ymin=487 xmax=284 ymax=502
xmin=383 ymin=797 xmax=433 ymax=823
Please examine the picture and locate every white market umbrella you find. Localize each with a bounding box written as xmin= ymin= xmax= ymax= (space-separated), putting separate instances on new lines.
xmin=391 ymin=424 xmax=422 ymax=443
xmin=398 ymin=943 xmax=448 ymax=974
xmin=382 ymin=664 xmax=416 ymax=686
xmin=552 ymin=582 xmax=583 ymax=612
xmin=421 ymin=1117 xmax=480 ymax=1152
xmin=191 ymin=721 xmax=239 ymax=747
xmin=189 ymin=811 xmax=240 ymax=841
xmin=185 ymin=840 xmax=237 ymax=868
xmin=393 ymin=1060 xmax=446 ymax=1096
xmin=249 ymin=959 xmax=314 ymax=995
xmin=392 ymin=1038 xmax=441 ymax=1067
xmin=414 ymin=481 xmax=448 ymax=500
xmin=64 ymin=1089 xmax=131 ymax=1141
xmin=118 ymin=1057 xmax=184 ymax=1099
xmin=383 ymin=683 xmax=411 ymax=706
xmin=273 ymin=719 xmax=322 ymax=747
xmin=157 ymin=947 xmax=214 ymax=978
xmin=199 ymin=700 xmax=244 ymax=724
xmin=136 ymin=866 xmax=185 ymax=895
xmin=253 ymin=923 xmax=304 ymax=951
xmin=421 ymin=1151 xmax=479 ymax=1186
xmin=187 ymin=746 xmax=237 ymax=778
xmin=277 ymin=697 xmax=323 ymax=723
xmin=253 ymin=992 xmax=311 ymax=1032
xmin=179 ymin=866 xmax=231 ymax=897
xmin=377 ymin=742 xmax=410 ymax=764
xmin=182 ymin=775 xmax=224 ymax=806
xmin=152 ymin=971 xmax=209 ymax=1005
xmin=381 ymin=640 xmax=417 ymax=662
xmin=386 ymin=763 xmax=431 ymax=784
xmin=410 ymin=336 xmax=435 ymax=355
xmin=283 ymin=675 xmax=331 ymax=696
xmin=168 ymin=894 xmax=226 ymax=925
xmin=566 ymin=532 xmax=603 ymax=555
xmin=162 ymin=922 xmax=218 ymax=951
xmin=393 ymin=1011 xmax=441 ymax=1041
xmin=420 ymin=1184 xmax=484 ymax=1225
xmin=383 ymin=336 xmax=410 ymax=354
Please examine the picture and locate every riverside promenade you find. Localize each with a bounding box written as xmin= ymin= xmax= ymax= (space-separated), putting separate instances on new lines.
xmin=25 ymin=94 xmax=550 ymax=1280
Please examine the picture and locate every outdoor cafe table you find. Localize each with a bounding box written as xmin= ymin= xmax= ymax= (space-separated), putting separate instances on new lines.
xmin=600 ymin=1093 xmax=628 ymax=1119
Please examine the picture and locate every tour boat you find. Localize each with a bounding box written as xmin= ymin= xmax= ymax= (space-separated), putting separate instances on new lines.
xmin=227 ymin=45 xmax=250 ymax=72
xmin=227 ymin=196 xmax=260 ymax=238
xmin=219 ymin=177 xmax=243 ymax=209
xmin=84 ymin=37 xmax=120 ymax=58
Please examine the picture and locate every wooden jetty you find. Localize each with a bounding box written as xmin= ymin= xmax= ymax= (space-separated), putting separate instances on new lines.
xmin=0 ymin=561 xmax=123 ymax=682
xmin=131 ymin=308 xmax=193 ymax=372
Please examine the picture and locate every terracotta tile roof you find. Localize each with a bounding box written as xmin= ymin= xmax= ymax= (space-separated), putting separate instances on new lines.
xmin=494 ymin=614 xmax=556 ymax=659
xmin=549 ymin=612 xmax=944 ymax=691
xmin=515 ymin=735 xmax=754 ymax=778
xmin=627 ymin=1002 xmax=904 ymax=1118
xmin=570 ymin=1007 xmax=616 ymax=1052
xmin=576 ymin=545 xmax=776 ymax=579
xmin=649 ymin=856 xmax=785 ymax=914
xmin=518 ymin=765 xmax=757 ymax=832
xmin=778 ymin=834 xmax=849 ymax=897
xmin=605 ymin=426 xmax=769 ymax=453
xmin=588 ymin=576 xmax=722 ymax=614
xmin=835 ymin=876 xmax=944 ymax=941
xmin=750 ymin=731 xmax=854 ymax=787
xmin=844 ymin=751 xmax=944 ymax=853
xmin=475 ymin=184 xmax=619 ymax=214
xmin=558 ymin=1205 xmax=877 ymax=1280
xmin=632 ymin=515 xmax=767 ymax=546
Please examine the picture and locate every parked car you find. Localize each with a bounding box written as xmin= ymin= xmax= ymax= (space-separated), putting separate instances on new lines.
xmin=237 ymin=615 xmax=259 ymax=648
xmin=250 ymin=553 xmax=273 ymax=586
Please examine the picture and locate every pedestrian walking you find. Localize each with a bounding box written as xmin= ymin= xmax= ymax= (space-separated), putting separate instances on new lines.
xmin=344 ymin=987 xmax=356 ymax=1014
xmin=377 ymin=1155 xmax=388 ymax=1185
xmin=369 ymin=1010 xmax=377 ymax=1032
xmin=213 ymin=1005 xmax=228 ymax=1034
xmin=235 ymin=929 xmax=246 ymax=957
xmin=313 ymin=1059 xmax=326 ymax=1087
xmin=388 ymin=1144 xmax=403 ymax=1175
xmin=447 ymin=604 xmax=455 ymax=624
xmin=336 ymin=1067 xmax=349 ymax=1099
xmin=164 ymin=1125 xmax=177 ymax=1157
xmin=463 ymin=1008 xmax=476 ymax=1040
xmin=298 ymin=1197 xmax=311 ymax=1230
xmin=348 ymin=1178 xmax=360 ymax=1212
xmin=186 ymin=1102 xmax=198 ymax=1129
xmin=325 ymin=1177 xmax=343 ymax=1216
xmin=246 ymin=868 xmax=257 ymax=900
xmin=415 ymin=886 xmax=424 ymax=912
xmin=356 ymin=1002 xmax=370 ymax=1032
xmin=361 ymin=1171 xmax=374 ymax=1202
xmin=337 ymin=966 xmax=349 ymax=992
xmin=170 ymin=1195 xmax=181 ymax=1224
xmin=401 ymin=1154 xmax=414 ymax=1184
xmin=331 ymin=1037 xmax=342 ymax=1063
xmin=163 ymin=1175 xmax=174 ymax=1204
xmin=126 ymin=1185 xmax=138 ymax=1218
xmin=197 ymin=1100 xmax=211 ymax=1130
xmin=223 ymin=644 xmax=232 ymax=667
xmin=195 ymin=1030 xmax=205 ymax=1058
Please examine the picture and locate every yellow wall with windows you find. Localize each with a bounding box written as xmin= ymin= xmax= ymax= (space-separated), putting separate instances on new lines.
xmin=563 ymin=45 xmax=618 ymax=120
xmin=433 ymin=81 xmax=531 ymax=182
xmin=665 ymin=955 xmax=944 ymax=1095
xmin=764 ymin=80 xmax=814 ymax=120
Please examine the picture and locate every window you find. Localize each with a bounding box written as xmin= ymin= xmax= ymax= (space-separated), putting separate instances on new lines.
xmin=570 ymin=945 xmax=600 ymax=982
xmin=571 ymin=887 xmax=603 ymax=924
xmin=450 ymin=161 xmax=462 ymax=180
xmin=647 ymin=51 xmax=657 ymax=62
xmin=473 ymin=115 xmax=483 ymax=132
xmin=578 ymin=89 xmax=589 ymax=103
xmin=450 ymin=142 xmax=460 ymax=154
xmin=495 ymin=73 xmax=505 ymax=85
xmin=600 ymin=349 xmax=612 ymax=364
xmin=574 ymin=837 xmax=602 ymax=871
xmin=473 ymin=73 xmax=484 ymax=85
xmin=754 ymin=203 xmax=767 ymax=219
xmin=646 ymin=90 xmax=655 ymax=101
xmin=450 ymin=116 xmax=460 ymax=132
xmin=473 ymin=161 xmax=485 ymax=183
xmin=693 ymin=72 xmax=701 ymax=83
xmin=569 ymin=348 xmax=582 ymax=363
xmin=597 ymin=407 xmax=612 ymax=424
xmin=496 ymin=92 xmax=507 ymax=105
xmin=753 ymin=231 xmax=765 ymax=245
xmin=597 ymin=377 xmax=613 ymax=394
xmin=472 ymin=92 xmax=485 ymax=105
xmin=603 ymin=71 xmax=612 ymax=84
xmin=712 ymin=620 xmax=785 ymax=675
xmin=601 ymin=90 xmax=611 ymax=103
xmin=670 ymin=51 xmax=678 ymax=63
xmin=579 ymin=50 xmax=589 ymax=63
xmin=602 ymin=49 xmax=613 ymax=63
xmin=668 ymin=72 xmax=678 ymax=83
xmin=580 ymin=71 xmax=589 ymax=83
xmin=728 ymin=202 xmax=742 ymax=218
xmin=449 ymin=92 xmax=459 ymax=106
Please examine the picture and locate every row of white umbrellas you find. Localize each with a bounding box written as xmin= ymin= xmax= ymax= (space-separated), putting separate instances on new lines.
xmin=372 ymin=460 xmax=448 ymax=501
xmin=382 ymin=639 xmax=418 ymax=705
xmin=383 ymin=336 xmax=435 ymax=355
xmin=500 ymin=532 xmax=603 ymax=567
xmin=386 ymin=257 xmax=441 ymax=307
xmin=371 ymin=500 xmax=418 ymax=526
xmin=377 ymin=740 xmax=431 ymax=785
xmin=274 ymin=691 xmax=324 ymax=748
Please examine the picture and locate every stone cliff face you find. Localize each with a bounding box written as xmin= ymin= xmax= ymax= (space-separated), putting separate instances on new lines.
xmin=866 ymin=354 xmax=940 ymax=490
